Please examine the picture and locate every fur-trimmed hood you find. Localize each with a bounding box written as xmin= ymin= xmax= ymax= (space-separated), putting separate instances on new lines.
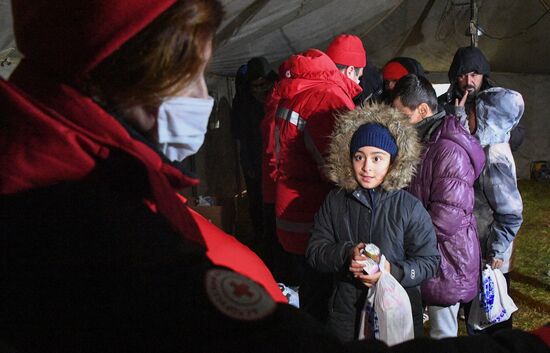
xmin=325 ymin=103 xmax=421 ymax=191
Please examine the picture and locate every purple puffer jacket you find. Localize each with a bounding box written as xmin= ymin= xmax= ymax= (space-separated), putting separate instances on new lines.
xmin=409 ymin=115 xmax=485 ymax=306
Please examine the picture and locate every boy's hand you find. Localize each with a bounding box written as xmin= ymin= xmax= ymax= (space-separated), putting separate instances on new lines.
xmin=349 ymin=243 xmax=391 ymax=287
xmin=356 ymin=271 xmax=383 ymax=287
xmin=349 ymin=242 xmax=366 ymax=278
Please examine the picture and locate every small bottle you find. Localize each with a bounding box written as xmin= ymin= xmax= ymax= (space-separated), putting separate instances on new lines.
xmin=357 ymin=243 xmax=381 ymax=275
xmin=362 ymin=243 xmax=381 ymax=263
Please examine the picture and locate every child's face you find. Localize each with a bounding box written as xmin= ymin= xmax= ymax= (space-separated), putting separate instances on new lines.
xmin=352 ymin=146 xmax=392 ymax=189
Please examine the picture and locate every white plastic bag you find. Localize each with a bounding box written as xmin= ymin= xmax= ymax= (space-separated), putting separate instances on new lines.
xmin=468 ymin=265 xmax=518 ymax=330
xmin=277 ymin=283 xmax=300 ymax=308
xmin=358 ymin=255 xmax=414 ymax=346
xmin=358 ymin=285 xmax=377 ymax=340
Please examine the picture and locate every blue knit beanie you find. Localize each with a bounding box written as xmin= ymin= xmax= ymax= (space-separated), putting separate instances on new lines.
xmin=350 ymin=123 xmax=398 ymax=159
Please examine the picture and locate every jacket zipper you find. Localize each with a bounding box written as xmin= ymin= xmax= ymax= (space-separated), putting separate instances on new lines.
xmin=368 ymin=190 xmax=376 ymax=244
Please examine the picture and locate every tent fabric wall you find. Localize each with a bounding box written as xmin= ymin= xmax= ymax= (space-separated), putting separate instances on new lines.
xmin=212 ymin=0 xmax=400 ymax=73
xmin=361 ymin=0 xmax=550 ymax=73
xmin=213 ymin=0 xmax=550 ymax=75
xmin=501 ymin=73 xmax=550 ymax=180
xmin=0 ymin=0 xmax=14 ymax=53
xmin=0 ymin=0 xmax=20 ymax=79
xmin=190 ymin=74 xmax=241 ymax=199
xmin=3 ymin=0 xmax=550 ymax=75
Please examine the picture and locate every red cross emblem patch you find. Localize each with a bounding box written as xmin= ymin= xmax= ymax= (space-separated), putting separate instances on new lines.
xmin=205 ymin=269 xmax=276 ymax=321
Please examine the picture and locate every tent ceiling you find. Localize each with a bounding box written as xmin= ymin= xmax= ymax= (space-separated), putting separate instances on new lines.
xmin=1 ymin=0 xmax=550 ymax=77
xmin=211 ymin=0 xmax=400 ymax=74
xmin=211 ymin=0 xmax=550 ymax=76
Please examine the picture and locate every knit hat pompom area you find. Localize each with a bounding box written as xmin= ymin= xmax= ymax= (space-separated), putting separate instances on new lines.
xmin=350 ymin=123 xmax=398 ymax=159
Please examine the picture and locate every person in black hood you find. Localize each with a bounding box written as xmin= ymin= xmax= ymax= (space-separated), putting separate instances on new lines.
xmin=231 ymin=57 xmax=277 ymax=252
xmin=354 ymin=62 xmax=384 ymax=106
xmin=439 ymin=46 xmax=524 ymax=151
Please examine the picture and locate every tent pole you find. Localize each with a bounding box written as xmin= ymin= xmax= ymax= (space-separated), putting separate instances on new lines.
xmin=469 ymin=0 xmax=479 ymax=47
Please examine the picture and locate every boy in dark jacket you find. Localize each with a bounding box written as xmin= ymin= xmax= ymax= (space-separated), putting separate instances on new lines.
xmin=306 ymin=104 xmax=440 ymax=342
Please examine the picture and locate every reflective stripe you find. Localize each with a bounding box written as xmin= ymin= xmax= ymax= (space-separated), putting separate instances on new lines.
xmin=275 ymin=107 xmax=324 ymax=166
xmin=276 ymin=107 xmax=306 ymax=131
xmin=276 ymin=217 xmax=313 ymax=233
xmin=303 ymin=129 xmax=324 ymax=168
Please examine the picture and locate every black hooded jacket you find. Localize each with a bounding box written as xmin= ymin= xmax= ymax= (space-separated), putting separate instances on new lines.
xmin=354 ymin=62 xmax=384 ymax=106
xmin=439 ymin=46 xmax=493 ymax=106
xmin=438 ymin=46 xmax=524 ymax=151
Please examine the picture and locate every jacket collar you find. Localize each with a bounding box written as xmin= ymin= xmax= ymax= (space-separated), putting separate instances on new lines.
xmin=352 ymin=188 xmax=375 ymax=209
xmin=350 ymin=187 xmax=395 ymax=209
xmin=415 ymin=110 xmax=445 ymax=143
xmin=424 ymin=111 xmax=486 ymax=179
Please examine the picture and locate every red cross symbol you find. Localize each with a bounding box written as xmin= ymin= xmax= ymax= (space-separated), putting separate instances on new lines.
xmin=230 ymin=281 xmax=254 ymax=298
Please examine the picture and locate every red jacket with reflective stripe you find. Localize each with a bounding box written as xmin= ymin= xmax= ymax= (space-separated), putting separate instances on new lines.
xmin=261 ymin=58 xmax=296 ymax=204
xmin=273 ymin=49 xmax=361 ymax=254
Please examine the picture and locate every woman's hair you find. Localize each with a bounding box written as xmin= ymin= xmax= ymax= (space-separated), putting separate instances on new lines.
xmin=86 ymin=0 xmax=223 ymax=109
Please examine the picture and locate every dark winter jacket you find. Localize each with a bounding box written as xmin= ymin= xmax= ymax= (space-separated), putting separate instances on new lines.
xmin=354 ymin=62 xmax=383 ymax=106
xmin=408 ymin=112 xmax=485 ymax=306
xmin=233 ymin=89 xmax=265 ymax=174
xmin=306 ymin=105 xmax=440 ymax=342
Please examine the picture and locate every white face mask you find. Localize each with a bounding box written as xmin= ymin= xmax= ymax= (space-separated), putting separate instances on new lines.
xmin=157 ymin=96 xmax=214 ymax=162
